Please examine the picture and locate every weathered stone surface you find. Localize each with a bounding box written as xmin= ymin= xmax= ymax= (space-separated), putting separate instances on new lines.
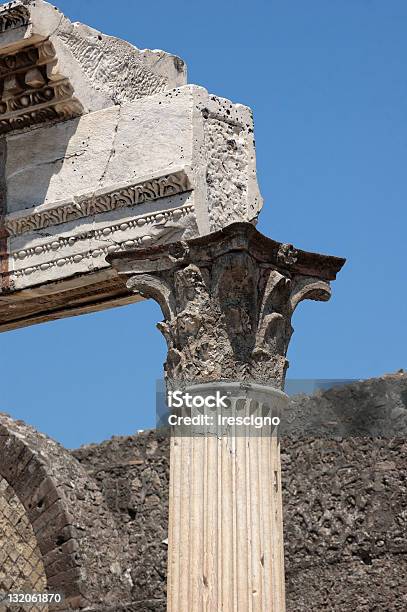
xmin=109 ymin=222 xmax=345 ymax=388
xmin=0 ymin=86 xmax=262 ymax=331
xmin=73 ymin=431 xmax=170 ymax=611
xmin=0 ymin=0 xmax=186 ymax=134
xmin=280 ymin=373 xmax=407 ymax=612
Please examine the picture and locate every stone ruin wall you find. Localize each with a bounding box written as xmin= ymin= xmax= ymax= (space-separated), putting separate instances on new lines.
xmin=73 ymin=432 xmax=170 ymax=612
xmin=0 ymin=412 xmax=133 ymax=612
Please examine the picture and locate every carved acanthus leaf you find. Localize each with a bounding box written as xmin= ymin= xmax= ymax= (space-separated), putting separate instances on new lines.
xmin=127 ymin=274 xmax=176 ymax=321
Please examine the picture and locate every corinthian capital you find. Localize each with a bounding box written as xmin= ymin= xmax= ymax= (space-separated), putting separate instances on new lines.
xmin=108 ymin=223 xmax=345 ymax=388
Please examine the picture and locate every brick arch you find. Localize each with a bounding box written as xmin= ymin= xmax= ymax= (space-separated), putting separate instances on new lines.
xmin=0 ymin=413 xmax=130 ymax=611
xmin=0 ymin=474 xmax=48 ymax=609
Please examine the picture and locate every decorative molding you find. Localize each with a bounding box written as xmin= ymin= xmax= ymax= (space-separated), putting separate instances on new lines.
xmin=6 ymin=170 xmax=193 ymax=237
xmin=0 ymin=101 xmax=83 ymax=134
xmin=11 ymin=205 xmax=194 ymax=265
xmin=0 ymin=40 xmax=83 ymax=134
xmin=277 ymin=243 xmax=298 ymax=266
xmin=13 ymin=244 xmax=122 ymax=278
xmin=0 ymin=4 xmax=30 ymax=33
xmin=0 ymin=45 xmax=38 ymax=78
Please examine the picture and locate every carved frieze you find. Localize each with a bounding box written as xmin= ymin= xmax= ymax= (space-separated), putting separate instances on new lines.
xmin=5 ymin=170 xmax=192 ymax=237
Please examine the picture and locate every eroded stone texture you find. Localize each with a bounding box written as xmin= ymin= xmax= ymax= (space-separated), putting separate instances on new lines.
xmin=281 ymin=372 xmax=407 ymax=611
xmin=0 ymin=0 xmax=186 ymax=134
xmin=204 ymin=101 xmax=259 ymax=229
xmin=73 ymin=432 xmax=170 ymax=611
xmin=108 ymin=222 xmax=345 ymax=388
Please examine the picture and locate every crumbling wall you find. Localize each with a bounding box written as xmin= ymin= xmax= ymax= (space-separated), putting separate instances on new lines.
xmin=282 ymin=373 xmax=407 ymax=610
xmin=282 ymin=436 xmax=407 ymax=611
xmin=73 ymin=432 xmax=170 ymax=611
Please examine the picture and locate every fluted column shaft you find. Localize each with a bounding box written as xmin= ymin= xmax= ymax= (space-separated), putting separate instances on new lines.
xmin=167 ymin=383 xmax=287 ymax=612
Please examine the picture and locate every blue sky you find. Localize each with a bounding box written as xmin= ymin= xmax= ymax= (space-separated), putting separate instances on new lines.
xmin=0 ymin=0 xmax=405 ymax=447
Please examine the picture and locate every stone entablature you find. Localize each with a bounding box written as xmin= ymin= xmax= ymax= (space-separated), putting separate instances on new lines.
xmin=0 ymin=0 xmax=186 ymax=133
xmin=0 ymin=2 xmax=263 ymax=333
xmin=0 ymin=85 xmax=262 ymax=331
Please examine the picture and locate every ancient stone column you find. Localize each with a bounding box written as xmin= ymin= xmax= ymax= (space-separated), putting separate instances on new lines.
xmin=109 ymin=222 xmax=345 ymax=612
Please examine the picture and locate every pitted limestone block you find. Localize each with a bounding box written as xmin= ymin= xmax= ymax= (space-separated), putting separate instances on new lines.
xmin=0 ymin=86 xmax=262 ymax=331
xmin=0 ymin=0 xmax=186 ymax=134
